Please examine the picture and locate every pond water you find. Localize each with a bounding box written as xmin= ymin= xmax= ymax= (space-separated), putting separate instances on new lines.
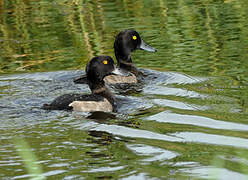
xmin=0 ymin=0 xmax=248 ymax=179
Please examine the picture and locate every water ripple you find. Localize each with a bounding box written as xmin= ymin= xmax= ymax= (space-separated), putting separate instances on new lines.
xmin=152 ymin=99 xmax=206 ymax=110
xmin=173 ymin=132 xmax=248 ymax=149
xmin=180 ymin=166 xmax=248 ymax=180
xmin=145 ymin=111 xmax=248 ymax=131
xmin=74 ymin=121 xmax=248 ymax=149
xmin=143 ymin=85 xmax=206 ymax=98
xmin=81 ymin=166 xmax=125 ymax=173
xmin=127 ymin=144 xmax=179 ymax=162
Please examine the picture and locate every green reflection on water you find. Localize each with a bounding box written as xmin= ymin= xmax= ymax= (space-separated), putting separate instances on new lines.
xmin=0 ymin=0 xmax=247 ymax=78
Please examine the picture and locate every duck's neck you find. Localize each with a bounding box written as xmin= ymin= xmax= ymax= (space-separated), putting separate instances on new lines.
xmin=89 ymin=81 xmax=115 ymax=106
xmin=115 ymin=50 xmax=139 ymax=75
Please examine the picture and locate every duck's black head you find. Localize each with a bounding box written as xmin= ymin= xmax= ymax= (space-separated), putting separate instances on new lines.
xmin=86 ymin=56 xmax=124 ymax=107
xmin=114 ymin=30 xmax=157 ymax=65
xmin=86 ymin=56 xmax=123 ymax=87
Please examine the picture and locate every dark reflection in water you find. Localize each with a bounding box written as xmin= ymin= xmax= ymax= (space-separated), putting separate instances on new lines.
xmin=0 ymin=0 xmax=248 ymax=179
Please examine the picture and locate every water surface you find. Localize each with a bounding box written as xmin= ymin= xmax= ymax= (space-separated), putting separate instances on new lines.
xmin=0 ymin=0 xmax=248 ymax=179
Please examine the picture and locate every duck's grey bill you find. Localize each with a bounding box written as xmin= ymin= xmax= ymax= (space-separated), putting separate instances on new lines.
xmin=111 ymin=67 xmax=129 ymax=76
xmin=140 ymin=40 xmax=157 ymax=52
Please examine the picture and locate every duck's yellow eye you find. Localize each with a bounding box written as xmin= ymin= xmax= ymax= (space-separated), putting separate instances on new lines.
xmin=132 ymin=35 xmax=137 ymax=40
xmin=103 ymin=60 xmax=108 ymax=65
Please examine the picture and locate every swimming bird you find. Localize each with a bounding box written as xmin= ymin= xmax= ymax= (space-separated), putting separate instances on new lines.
xmin=74 ymin=30 xmax=157 ymax=84
xmin=43 ymin=56 xmax=125 ymax=112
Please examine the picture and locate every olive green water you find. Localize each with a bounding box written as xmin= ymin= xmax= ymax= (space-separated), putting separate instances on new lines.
xmin=1 ymin=0 xmax=248 ymax=179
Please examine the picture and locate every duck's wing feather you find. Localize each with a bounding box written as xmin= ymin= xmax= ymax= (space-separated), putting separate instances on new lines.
xmin=73 ymin=74 xmax=88 ymax=84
